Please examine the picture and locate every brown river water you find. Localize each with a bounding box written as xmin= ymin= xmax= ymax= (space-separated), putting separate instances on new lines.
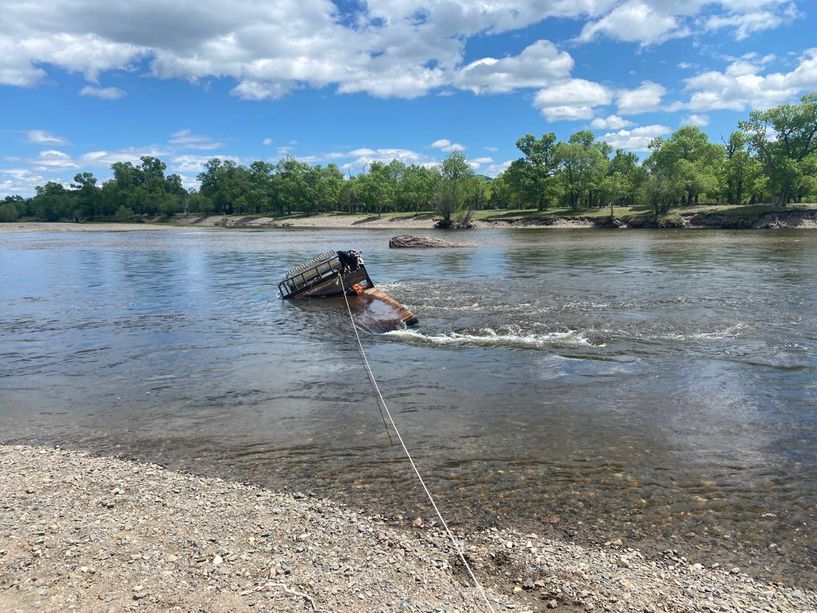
xmin=1 ymin=227 xmax=815 ymax=587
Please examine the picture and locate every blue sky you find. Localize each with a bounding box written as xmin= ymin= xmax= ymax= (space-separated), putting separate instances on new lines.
xmin=2 ymin=0 xmax=816 ymax=197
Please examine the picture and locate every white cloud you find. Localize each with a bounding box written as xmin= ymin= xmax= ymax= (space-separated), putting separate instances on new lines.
xmin=683 ymin=113 xmax=710 ymax=127
xmin=0 ymin=0 xmax=798 ymax=101
xmin=0 ymin=168 xmax=51 ymax=198
xmin=169 ymin=129 xmax=222 ymax=150
xmin=262 ymin=138 xmax=273 ymax=146
xmin=171 ymin=154 xmax=240 ymax=174
xmin=78 ymin=147 xmax=168 ymax=168
xmin=79 ymin=85 xmax=126 ymax=99
xmin=590 ymin=114 xmax=633 ymax=129
xmin=340 ymin=147 xmax=431 ymax=170
xmin=705 ymin=6 xmax=797 ymax=40
xmin=600 ymin=124 xmax=671 ymax=151
xmin=467 ymin=156 xmax=494 ymax=169
xmin=0 ymin=33 xmax=143 ymax=87
xmin=617 ymin=81 xmax=665 ymax=114
xmin=680 ymin=47 xmax=817 ymax=111
xmin=578 ymin=1 xmax=685 ymax=45
xmin=484 ymin=159 xmax=513 ymax=177
xmin=533 ymin=79 xmax=612 ymax=121
xmin=32 ymin=150 xmax=78 ymax=170
xmin=455 ymin=40 xmax=573 ymax=94
xmin=231 ymin=80 xmax=293 ymax=101
xmin=431 ymin=139 xmax=465 ymax=152
xmin=26 ymin=130 xmax=67 ymax=145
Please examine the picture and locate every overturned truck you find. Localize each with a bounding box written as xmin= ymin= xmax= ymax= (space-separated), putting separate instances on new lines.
xmin=278 ymin=250 xmax=418 ymax=329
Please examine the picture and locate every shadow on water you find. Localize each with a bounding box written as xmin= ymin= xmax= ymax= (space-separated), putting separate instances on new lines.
xmin=1 ymin=227 xmax=816 ymax=587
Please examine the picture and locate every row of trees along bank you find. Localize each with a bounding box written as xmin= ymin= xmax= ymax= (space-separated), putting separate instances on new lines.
xmin=1 ymin=93 xmax=816 ymax=225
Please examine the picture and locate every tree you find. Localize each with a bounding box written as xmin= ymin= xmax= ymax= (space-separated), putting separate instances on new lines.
xmin=556 ymin=131 xmax=610 ymax=210
xmin=434 ymin=151 xmax=476 ymax=227
xmin=720 ymin=131 xmax=763 ymax=205
xmin=513 ymin=133 xmax=560 ymax=210
xmin=70 ymin=172 xmax=100 ymax=219
xmin=740 ymin=93 xmax=817 ymax=206
xmin=30 ymin=182 xmax=73 ymax=221
xmin=0 ymin=195 xmax=22 ymax=222
xmin=645 ymin=126 xmax=724 ymax=213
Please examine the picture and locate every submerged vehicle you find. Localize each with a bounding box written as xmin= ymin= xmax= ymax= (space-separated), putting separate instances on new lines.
xmin=278 ymin=250 xmax=418 ymax=328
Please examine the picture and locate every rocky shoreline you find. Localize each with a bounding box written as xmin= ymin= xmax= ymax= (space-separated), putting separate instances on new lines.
xmin=2 ymin=445 xmax=815 ymax=612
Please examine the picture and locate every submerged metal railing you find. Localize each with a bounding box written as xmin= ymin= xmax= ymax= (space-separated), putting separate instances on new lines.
xmin=278 ymin=253 xmax=343 ymax=298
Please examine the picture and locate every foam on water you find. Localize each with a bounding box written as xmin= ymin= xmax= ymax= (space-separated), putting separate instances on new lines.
xmin=384 ymin=326 xmax=600 ymax=349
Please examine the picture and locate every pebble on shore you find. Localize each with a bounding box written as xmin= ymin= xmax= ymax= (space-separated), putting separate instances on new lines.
xmin=1 ymin=445 xmax=815 ymax=612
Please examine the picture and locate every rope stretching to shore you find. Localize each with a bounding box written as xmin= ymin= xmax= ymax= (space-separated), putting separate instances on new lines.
xmin=338 ymin=278 xmax=495 ymax=613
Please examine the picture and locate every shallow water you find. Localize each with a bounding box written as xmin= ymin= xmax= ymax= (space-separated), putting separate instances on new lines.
xmin=1 ymin=227 xmax=816 ymax=585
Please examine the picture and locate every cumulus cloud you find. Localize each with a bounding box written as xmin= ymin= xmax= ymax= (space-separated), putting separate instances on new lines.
xmin=533 ymin=79 xmax=612 ymax=121
xmin=705 ymin=5 xmax=798 ymax=40
xmin=683 ymin=113 xmax=710 ymax=127
xmin=79 ymin=85 xmax=126 ymax=99
xmin=679 ymin=48 xmax=817 ymax=111
xmin=455 ymin=40 xmax=573 ymax=94
xmin=484 ymin=159 xmax=513 ymax=177
xmin=32 ymin=150 xmax=78 ymax=170
xmin=26 ymin=130 xmax=67 ymax=145
xmin=617 ymin=81 xmax=665 ymax=114
xmin=577 ymin=1 xmax=685 ymax=45
xmin=171 ymin=154 xmax=240 ymax=174
xmin=339 ymin=147 xmax=431 ymax=170
xmin=431 ymin=139 xmax=465 ymax=152
xmin=78 ymin=147 xmax=168 ymax=167
xmin=590 ymin=114 xmax=633 ymax=129
xmin=601 ymin=124 xmax=671 ymax=151
xmin=0 ymin=0 xmax=796 ymax=103
xmin=577 ymin=0 xmax=797 ymax=46
xmin=0 ymin=168 xmax=52 ymax=198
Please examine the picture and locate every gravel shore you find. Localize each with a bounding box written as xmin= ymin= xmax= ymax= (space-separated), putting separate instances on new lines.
xmin=1 ymin=445 xmax=815 ymax=612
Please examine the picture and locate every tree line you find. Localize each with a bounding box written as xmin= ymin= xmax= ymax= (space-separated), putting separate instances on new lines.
xmin=2 ymin=93 xmax=816 ymax=224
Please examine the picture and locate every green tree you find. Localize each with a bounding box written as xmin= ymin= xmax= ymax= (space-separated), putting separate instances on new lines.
xmin=645 ymin=126 xmax=724 ymax=213
xmin=434 ymin=151 xmax=476 ymax=227
xmin=512 ymin=133 xmax=560 ymax=210
xmin=740 ymin=93 xmax=817 ymax=206
xmin=556 ymin=131 xmax=610 ymax=210
xmin=30 ymin=182 xmax=73 ymax=221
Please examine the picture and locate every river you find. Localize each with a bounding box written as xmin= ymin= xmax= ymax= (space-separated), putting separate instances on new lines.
xmin=1 ymin=227 xmax=815 ymax=586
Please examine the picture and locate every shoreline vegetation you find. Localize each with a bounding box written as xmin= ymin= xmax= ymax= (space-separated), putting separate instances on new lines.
xmin=2 ymin=95 xmax=817 ymax=230
xmin=2 ymin=445 xmax=816 ymax=612
xmin=2 ymin=203 xmax=817 ymax=233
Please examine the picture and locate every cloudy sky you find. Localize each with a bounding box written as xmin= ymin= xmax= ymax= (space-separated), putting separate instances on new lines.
xmin=2 ymin=0 xmax=816 ymax=196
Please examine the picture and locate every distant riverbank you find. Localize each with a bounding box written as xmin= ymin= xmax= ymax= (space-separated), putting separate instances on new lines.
xmin=2 ymin=444 xmax=815 ymax=612
xmin=3 ymin=203 xmax=817 ymax=232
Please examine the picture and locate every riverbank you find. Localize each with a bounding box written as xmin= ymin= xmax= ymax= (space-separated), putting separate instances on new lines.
xmin=1 ymin=445 xmax=814 ymax=612
xmin=0 ymin=222 xmax=174 ymax=233
xmin=2 ymin=204 xmax=817 ymax=232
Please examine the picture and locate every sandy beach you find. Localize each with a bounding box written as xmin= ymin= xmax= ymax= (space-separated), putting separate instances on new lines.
xmin=0 ymin=217 xmax=595 ymax=232
xmin=1 ymin=445 xmax=814 ymax=612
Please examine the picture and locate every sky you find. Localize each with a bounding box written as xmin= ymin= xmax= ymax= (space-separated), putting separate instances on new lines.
xmin=1 ymin=0 xmax=816 ymax=197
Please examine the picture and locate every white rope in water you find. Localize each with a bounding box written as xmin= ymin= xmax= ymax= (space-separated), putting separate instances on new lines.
xmin=339 ymin=278 xmax=496 ymax=613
